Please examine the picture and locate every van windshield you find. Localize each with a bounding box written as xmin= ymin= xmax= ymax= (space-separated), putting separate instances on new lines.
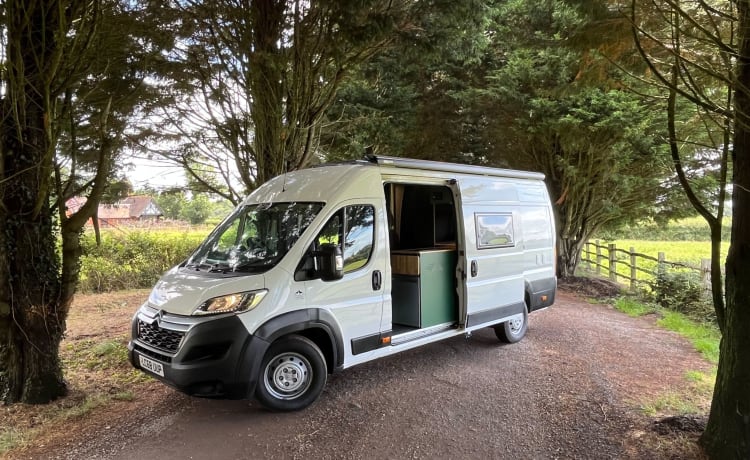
xmin=185 ymin=202 xmax=324 ymax=274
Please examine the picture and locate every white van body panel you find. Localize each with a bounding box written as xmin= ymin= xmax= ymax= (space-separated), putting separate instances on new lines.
xmin=243 ymin=164 xmax=382 ymax=207
xmin=298 ymin=198 xmax=389 ymax=360
xmin=231 ymin=167 xmax=388 ymax=343
xmin=149 ymin=268 xmax=266 ymax=316
xmin=458 ymin=177 xmax=554 ymax=328
xmin=129 ymin=156 xmax=556 ymax=407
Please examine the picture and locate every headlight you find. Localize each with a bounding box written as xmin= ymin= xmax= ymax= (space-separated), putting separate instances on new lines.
xmin=192 ymin=290 xmax=268 ymax=316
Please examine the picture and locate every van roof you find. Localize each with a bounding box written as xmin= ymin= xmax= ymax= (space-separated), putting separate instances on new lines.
xmin=312 ymin=155 xmax=545 ymax=181
xmin=245 ymin=156 xmax=546 ymax=206
xmin=245 ymin=163 xmax=382 ymax=205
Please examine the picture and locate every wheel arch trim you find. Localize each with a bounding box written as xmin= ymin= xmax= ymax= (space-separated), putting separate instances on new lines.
xmin=253 ymin=309 xmax=344 ymax=370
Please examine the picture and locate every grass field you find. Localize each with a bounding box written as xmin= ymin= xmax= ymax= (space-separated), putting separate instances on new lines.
xmin=581 ymin=239 xmax=728 ymax=289
xmin=596 ymin=239 xmax=727 ymax=266
xmin=598 ymin=216 xmax=731 ymax=242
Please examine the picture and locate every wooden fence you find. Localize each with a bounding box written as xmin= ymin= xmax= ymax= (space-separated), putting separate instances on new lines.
xmin=580 ymin=240 xmax=712 ymax=292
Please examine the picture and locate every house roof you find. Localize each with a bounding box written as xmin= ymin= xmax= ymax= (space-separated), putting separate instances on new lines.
xmin=98 ymin=203 xmax=132 ymax=219
xmin=121 ymin=195 xmax=163 ymax=217
xmin=66 ymin=195 xmax=163 ymax=219
xmin=65 ymin=196 xmax=87 ymax=215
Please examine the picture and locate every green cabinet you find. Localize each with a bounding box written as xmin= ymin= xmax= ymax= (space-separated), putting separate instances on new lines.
xmin=391 ymin=249 xmax=457 ymax=328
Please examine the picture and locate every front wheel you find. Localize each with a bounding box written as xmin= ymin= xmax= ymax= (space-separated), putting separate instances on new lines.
xmin=494 ymin=304 xmax=528 ymax=343
xmin=255 ymin=334 xmax=327 ymax=411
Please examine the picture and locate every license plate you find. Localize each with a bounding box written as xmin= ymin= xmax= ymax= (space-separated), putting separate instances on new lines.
xmin=138 ymin=355 xmax=164 ymax=377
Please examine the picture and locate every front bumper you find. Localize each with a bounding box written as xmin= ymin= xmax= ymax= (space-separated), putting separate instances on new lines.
xmin=127 ymin=305 xmax=270 ymax=399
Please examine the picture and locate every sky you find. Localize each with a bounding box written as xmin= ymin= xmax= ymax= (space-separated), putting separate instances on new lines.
xmin=126 ymin=157 xmax=186 ymax=191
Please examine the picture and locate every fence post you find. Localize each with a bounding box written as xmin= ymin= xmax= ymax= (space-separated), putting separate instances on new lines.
xmin=700 ymin=259 xmax=711 ymax=295
xmin=630 ymin=247 xmax=637 ymax=291
xmin=657 ymin=252 xmax=665 ymax=277
xmin=595 ymin=240 xmax=602 ymax=275
xmin=608 ymin=243 xmax=617 ymax=282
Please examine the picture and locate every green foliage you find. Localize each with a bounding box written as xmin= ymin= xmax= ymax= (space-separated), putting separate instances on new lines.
xmin=614 ymin=297 xmax=655 ymax=317
xmin=641 ymin=392 xmax=701 ymax=417
xmin=154 ymin=192 xmax=186 ymax=220
xmin=0 ymin=429 xmax=25 ymax=455
xmin=685 ymin=369 xmax=718 ymax=395
xmin=154 ymin=191 xmax=234 ymax=225
xmin=612 ymin=296 xmax=720 ymax=364
xmin=583 ymin=238 xmax=719 ymax=323
xmin=653 ymin=271 xmax=714 ymax=323
xmin=327 ymin=0 xmax=678 ymax=278
xmin=180 ymin=195 xmax=213 ymax=225
xmin=64 ymin=338 xmax=130 ymax=371
xmin=322 ymin=1 xmax=498 ymax=162
xmin=112 ymin=391 xmax=134 ymax=401
xmin=152 ymin=0 xmax=417 ymax=199
xmin=78 ymin=230 xmax=207 ymax=293
xmin=582 ymin=239 xmax=726 ymax=291
xmin=486 ymin=1 xmax=669 ymax=275
xmin=658 ymin=311 xmax=721 ymax=364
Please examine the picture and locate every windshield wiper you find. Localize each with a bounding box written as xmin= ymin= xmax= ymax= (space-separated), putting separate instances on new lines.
xmin=208 ymin=263 xmax=234 ymax=273
xmin=184 ymin=262 xmax=213 ymax=271
xmin=184 ymin=262 xmax=232 ymax=273
xmin=232 ymin=259 xmax=276 ymax=273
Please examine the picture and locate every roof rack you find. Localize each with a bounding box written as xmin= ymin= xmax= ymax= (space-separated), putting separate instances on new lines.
xmin=364 ymin=154 xmax=545 ymax=180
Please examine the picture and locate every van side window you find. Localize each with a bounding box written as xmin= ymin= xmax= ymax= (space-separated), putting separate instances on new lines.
xmin=295 ymin=205 xmax=375 ymax=281
xmin=343 ymin=205 xmax=374 ymax=272
xmin=475 ymin=213 xmax=514 ymax=249
xmin=316 ymin=212 xmax=342 ymax=247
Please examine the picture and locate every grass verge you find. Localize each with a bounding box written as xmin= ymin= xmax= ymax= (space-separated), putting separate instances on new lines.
xmin=613 ymin=297 xmax=656 ymax=317
xmin=614 ymin=297 xmax=720 ymax=364
xmin=613 ymin=296 xmax=717 ymax=423
xmin=0 ymin=290 xmax=157 ymax=458
xmin=657 ymin=311 xmax=720 ymax=364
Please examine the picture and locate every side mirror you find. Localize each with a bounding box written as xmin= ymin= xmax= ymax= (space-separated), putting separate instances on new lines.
xmin=318 ymin=243 xmax=344 ymax=281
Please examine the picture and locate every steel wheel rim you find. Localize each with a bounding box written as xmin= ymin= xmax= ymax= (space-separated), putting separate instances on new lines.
xmin=508 ymin=314 xmax=524 ymax=335
xmin=264 ymin=352 xmax=312 ymax=400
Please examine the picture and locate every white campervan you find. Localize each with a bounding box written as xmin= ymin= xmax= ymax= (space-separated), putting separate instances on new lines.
xmin=128 ymin=156 xmax=557 ymax=411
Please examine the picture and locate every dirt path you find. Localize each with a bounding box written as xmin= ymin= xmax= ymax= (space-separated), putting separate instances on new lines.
xmin=11 ymin=291 xmax=712 ymax=459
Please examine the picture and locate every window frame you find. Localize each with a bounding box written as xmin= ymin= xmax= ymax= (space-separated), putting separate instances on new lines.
xmin=341 ymin=204 xmax=376 ymax=274
xmin=474 ymin=212 xmax=515 ymax=249
xmin=295 ymin=204 xmax=376 ymax=281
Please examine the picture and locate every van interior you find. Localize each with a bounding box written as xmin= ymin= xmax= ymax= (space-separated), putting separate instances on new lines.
xmin=384 ymin=183 xmax=460 ymax=342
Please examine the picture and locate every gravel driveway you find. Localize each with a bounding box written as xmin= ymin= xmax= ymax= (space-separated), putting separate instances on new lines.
xmin=27 ymin=291 xmax=712 ymax=460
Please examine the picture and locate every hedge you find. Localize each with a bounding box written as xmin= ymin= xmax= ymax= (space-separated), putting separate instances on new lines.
xmin=78 ymin=230 xmax=208 ymax=293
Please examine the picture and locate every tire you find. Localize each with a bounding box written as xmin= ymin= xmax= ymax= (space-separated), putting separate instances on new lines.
xmin=255 ymin=334 xmax=327 ymax=411
xmin=494 ymin=304 xmax=528 ymax=343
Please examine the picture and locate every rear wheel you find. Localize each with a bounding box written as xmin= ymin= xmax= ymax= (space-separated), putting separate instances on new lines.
xmin=494 ymin=304 xmax=528 ymax=343
xmin=255 ymin=334 xmax=327 ymax=411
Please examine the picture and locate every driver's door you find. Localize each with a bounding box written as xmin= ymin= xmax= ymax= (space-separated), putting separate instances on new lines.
xmin=296 ymin=201 xmax=387 ymax=363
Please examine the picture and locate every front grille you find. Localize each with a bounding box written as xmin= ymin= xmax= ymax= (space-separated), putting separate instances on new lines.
xmin=137 ymin=319 xmax=184 ymax=353
xmin=134 ymin=344 xmax=172 ymax=363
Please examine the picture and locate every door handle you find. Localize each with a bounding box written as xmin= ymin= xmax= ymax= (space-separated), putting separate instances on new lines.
xmin=372 ymin=270 xmax=382 ymax=291
xmin=471 ymin=260 xmax=478 ymax=277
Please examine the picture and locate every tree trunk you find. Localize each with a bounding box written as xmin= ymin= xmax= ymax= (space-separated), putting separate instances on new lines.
xmin=701 ymin=215 xmax=750 ymax=455
xmin=0 ymin=120 xmax=68 ymax=404
xmin=558 ymin=236 xmax=583 ymax=278
xmin=0 ymin=0 xmax=68 ymax=404
xmin=250 ymin=0 xmax=286 ymax=185
xmin=708 ymin=222 xmax=726 ymax=332
xmin=700 ymin=0 xmax=750 ymax=454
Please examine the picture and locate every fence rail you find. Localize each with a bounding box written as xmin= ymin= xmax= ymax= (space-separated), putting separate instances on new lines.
xmin=580 ymin=240 xmax=712 ymax=292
